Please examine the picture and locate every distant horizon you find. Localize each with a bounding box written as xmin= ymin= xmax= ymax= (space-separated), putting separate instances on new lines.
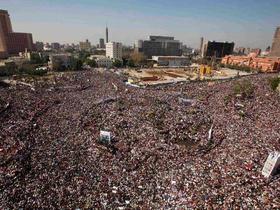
xmin=1 ymin=0 xmax=280 ymax=50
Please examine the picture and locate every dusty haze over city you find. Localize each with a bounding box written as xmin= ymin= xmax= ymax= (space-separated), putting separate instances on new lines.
xmin=2 ymin=0 xmax=280 ymax=49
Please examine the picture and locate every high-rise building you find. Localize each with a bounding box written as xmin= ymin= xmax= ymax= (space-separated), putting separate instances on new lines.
xmin=79 ymin=39 xmax=91 ymax=51
xmin=51 ymin=42 xmax=61 ymax=51
xmin=200 ymin=37 xmax=204 ymax=54
xmin=106 ymin=26 xmax=109 ymax=43
xmin=0 ymin=18 xmax=8 ymax=58
xmin=135 ymin=36 xmax=182 ymax=58
xmin=235 ymin=47 xmax=246 ymax=55
xmin=202 ymin=41 xmax=234 ymax=58
xmin=99 ymin=38 xmax=105 ymax=48
xmin=0 ymin=10 xmax=12 ymax=35
xmin=0 ymin=10 xmax=34 ymax=58
xmin=106 ymin=42 xmax=122 ymax=60
xmin=270 ymin=27 xmax=280 ymax=57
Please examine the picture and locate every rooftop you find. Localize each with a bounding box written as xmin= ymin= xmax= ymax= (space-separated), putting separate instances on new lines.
xmin=0 ymin=9 xmax=9 ymax=14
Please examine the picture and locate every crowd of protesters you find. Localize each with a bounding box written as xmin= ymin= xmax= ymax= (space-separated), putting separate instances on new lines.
xmin=1 ymin=70 xmax=280 ymax=209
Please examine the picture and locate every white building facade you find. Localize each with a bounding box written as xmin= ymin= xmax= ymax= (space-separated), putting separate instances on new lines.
xmin=151 ymin=56 xmax=191 ymax=67
xmin=48 ymin=54 xmax=71 ymax=70
xmin=96 ymin=57 xmax=113 ymax=68
xmin=106 ymin=42 xmax=123 ymax=60
xmin=89 ymin=55 xmax=113 ymax=68
xmin=79 ymin=39 xmax=91 ymax=51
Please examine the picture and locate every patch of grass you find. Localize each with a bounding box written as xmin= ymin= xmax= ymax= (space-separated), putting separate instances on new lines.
xmin=233 ymin=79 xmax=254 ymax=99
xmin=268 ymin=77 xmax=280 ymax=91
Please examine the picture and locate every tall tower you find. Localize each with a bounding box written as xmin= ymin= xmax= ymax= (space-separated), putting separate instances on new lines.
xmin=99 ymin=38 xmax=105 ymax=48
xmin=270 ymin=27 xmax=280 ymax=57
xmin=0 ymin=10 xmax=34 ymax=58
xmin=0 ymin=24 xmax=8 ymax=58
xmin=0 ymin=10 xmax=11 ymax=58
xmin=0 ymin=10 xmax=13 ymax=34
xmin=200 ymin=37 xmax=204 ymax=55
xmin=106 ymin=26 xmax=109 ymax=43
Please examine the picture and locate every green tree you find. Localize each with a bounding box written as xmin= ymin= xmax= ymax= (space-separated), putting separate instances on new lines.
xmin=127 ymin=59 xmax=135 ymax=68
xmin=65 ymin=48 xmax=75 ymax=53
xmin=42 ymin=55 xmax=50 ymax=63
xmin=130 ymin=52 xmax=147 ymax=66
xmin=79 ymin=51 xmax=91 ymax=63
xmin=269 ymin=77 xmax=280 ymax=91
xmin=85 ymin=59 xmax=97 ymax=67
xmin=93 ymin=49 xmax=106 ymax=56
xmin=70 ymin=57 xmax=83 ymax=71
xmin=0 ymin=62 xmax=18 ymax=76
xmin=233 ymin=80 xmax=254 ymax=99
xmin=147 ymin=61 xmax=154 ymax=68
xmin=113 ymin=59 xmax=123 ymax=68
xmin=18 ymin=63 xmax=47 ymax=76
xmin=30 ymin=53 xmax=43 ymax=64
xmin=53 ymin=59 xmax=66 ymax=71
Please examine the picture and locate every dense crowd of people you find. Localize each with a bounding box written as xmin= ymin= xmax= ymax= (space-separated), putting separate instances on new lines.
xmin=1 ymin=70 xmax=280 ymax=209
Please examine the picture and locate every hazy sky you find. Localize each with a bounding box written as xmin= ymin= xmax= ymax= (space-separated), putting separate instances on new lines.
xmin=1 ymin=0 xmax=280 ymax=49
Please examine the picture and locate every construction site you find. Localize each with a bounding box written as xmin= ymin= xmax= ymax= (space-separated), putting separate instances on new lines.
xmin=124 ymin=65 xmax=253 ymax=87
xmin=1 ymin=69 xmax=280 ymax=209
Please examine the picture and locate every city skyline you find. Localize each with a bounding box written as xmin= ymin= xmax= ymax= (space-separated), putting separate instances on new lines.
xmin=1 ymin=0 xmax=280 ymax=49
